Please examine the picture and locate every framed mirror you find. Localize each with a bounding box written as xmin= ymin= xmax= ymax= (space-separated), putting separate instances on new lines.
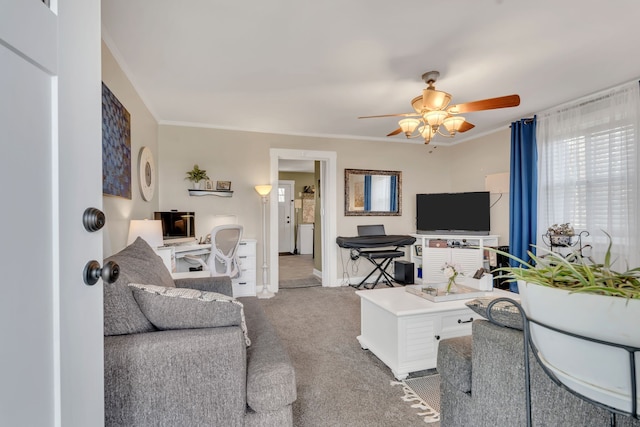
xmin=344 ymin=169 xmax=402 ymax=216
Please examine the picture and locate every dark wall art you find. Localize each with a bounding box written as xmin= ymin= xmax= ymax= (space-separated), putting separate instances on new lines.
xmin=102 ymin=82 xmax=132 ymax=199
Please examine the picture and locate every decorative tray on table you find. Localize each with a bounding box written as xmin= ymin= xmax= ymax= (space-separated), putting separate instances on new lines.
xmin=405 ymin=284 xmax=488 ymax=302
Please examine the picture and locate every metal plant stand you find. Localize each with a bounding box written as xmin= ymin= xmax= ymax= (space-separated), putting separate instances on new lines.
xmin=486 ymin=297 xmax=639 ymax=427
xmin=542 ymin=229 xmax=591 ymax=257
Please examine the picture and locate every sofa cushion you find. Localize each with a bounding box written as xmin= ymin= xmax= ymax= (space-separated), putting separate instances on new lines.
xmin=466 ymin=297 xmax=523 ymax=330
xmin=241 ymin=297 xmax=297 ymax=411
xmin=129 ymin=283 xmax=251 ymax=346
xmin=104 ymin=237 xmax=175 ymax=336
xmin=437 ymin=335 xmax=472 ymax=393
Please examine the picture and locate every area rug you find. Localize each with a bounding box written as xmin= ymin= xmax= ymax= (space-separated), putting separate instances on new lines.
xmin=392 ymin=373 xmax=441 ymax=424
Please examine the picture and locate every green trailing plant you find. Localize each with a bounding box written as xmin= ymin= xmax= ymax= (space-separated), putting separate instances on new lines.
xmin=488 ymin=232 xmax=640 ymax=299
xmin=185 ymin=164 xmax=209 ymax=182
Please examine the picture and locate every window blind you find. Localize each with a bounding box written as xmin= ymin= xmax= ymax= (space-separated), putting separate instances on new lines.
xmin=536 ymin=81 xmax=640 ymax=269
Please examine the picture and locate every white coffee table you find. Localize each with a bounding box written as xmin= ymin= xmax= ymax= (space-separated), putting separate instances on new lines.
xmin=356 ymin=286 xmax=512 ymax=379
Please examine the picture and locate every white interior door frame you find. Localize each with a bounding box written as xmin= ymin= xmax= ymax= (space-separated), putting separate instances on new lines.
xmin=269 ymin=149 xmax=338 ymax=289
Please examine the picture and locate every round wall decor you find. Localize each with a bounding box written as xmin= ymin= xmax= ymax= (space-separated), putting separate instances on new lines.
xmin=138 ymin=146 xmax=155 ymax=201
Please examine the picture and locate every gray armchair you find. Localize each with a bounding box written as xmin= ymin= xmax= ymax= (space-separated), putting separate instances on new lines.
xmin=437 ymin=318 xmax=640 ymax=427
xmin=104 ymin=238 xmax=296 ymax=426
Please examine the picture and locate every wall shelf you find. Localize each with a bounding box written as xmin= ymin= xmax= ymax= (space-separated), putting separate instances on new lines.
xmin=188 ymin=189 xmax=233 ymax=197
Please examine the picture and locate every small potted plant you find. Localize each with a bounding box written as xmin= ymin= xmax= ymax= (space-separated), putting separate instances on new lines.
xmin=490 ymin=234 xmax=640 ymax=415
xmin=185 ymin=164 xmax=209 ymax=189
xmin=546 ymin=222 xmax=574 ymax=246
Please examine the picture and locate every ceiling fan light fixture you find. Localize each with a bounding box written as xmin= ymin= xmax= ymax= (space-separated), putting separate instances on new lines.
xmin=418 ymin=125 xmax=435 ymax=144
xmin=357 ymin=70 xmax=520 ymax=147
xmin=411 ymin=95 xmax=423 ymax=114
xmin=443 ymin=116 xmax=466 ymax=135
xmin=424 ymin=110 xmax=448 ymax=129
xmin=422 ymin=88 xmax=452 ymax=111
xmin=398 ymin=118 xmax=420 ymax=137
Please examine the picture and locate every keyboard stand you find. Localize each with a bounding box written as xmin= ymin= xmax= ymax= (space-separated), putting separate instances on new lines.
xmin=351 ymin=248 xmax=405 ymax=289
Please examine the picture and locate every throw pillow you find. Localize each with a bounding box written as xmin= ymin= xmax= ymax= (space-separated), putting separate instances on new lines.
xmin=104 ymin=237 xmax=175 ymax=336
xmin=129 ymin=283 xmax=251 ymax=346
xmin=465 ymin=297 xmax=523 ymax=330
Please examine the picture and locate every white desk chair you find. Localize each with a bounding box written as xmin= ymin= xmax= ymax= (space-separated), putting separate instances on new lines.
xmin=187 ymin=224 xmax=243 ymax=277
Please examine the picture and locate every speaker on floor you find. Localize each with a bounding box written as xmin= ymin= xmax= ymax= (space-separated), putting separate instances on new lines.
xmin=394 ymin=260 xmax=414 ymax=285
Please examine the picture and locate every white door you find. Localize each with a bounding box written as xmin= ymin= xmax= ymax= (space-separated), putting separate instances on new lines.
xmin=278 ymin=180 xmax=295 ymax=253
xmin=0 ymin=1 xmax=103 ymax=426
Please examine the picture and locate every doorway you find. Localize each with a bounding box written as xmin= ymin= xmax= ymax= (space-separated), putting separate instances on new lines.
xmin=277 ymin=180 xmax=295 ymax=254
xmin=278 ymin=169 xmax=315 ymax=285
xmin=269 ymin=149 xmax=337 ymax=290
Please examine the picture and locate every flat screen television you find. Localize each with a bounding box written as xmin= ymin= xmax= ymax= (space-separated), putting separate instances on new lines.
xmin=154 ymin=211 xmax=195 ymax=244
xmin=416 ymin=192 xmax=490 ymax=235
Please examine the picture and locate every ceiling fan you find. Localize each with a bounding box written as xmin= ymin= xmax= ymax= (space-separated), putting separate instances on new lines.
xmin=359 ymin=71 xmax=520 ymax=144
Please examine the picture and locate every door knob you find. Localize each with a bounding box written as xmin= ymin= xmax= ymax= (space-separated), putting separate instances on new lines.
xmin=83 ymin=260 xmax=119 ymax=286
xmin=83 ymin=207 xmax=106 ymax=232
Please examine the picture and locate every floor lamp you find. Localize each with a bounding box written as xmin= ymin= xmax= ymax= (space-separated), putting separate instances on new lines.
xmin=255 ymin=185 xmax=275 ymax=299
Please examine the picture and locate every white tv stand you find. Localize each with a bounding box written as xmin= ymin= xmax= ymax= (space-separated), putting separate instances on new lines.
xmin=410 ymin=234 xmax=499 ymax=284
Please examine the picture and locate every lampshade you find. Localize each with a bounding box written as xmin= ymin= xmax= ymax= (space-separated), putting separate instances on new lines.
xmin=424 ymin=110 xmax=449 ymax=128
xmin=443 ymin=116 xmax=466 ymax=135
xmin=127 ymin=219 xmax=163 ymax=248
xmin=418 ymin=125 xmax=435 ymax=144
xmin=422 ymin=88 xmax=452 ymax=111
xmin=398 ymin=118 xmax=420 ymax=137
xmin=255 ymin=185 xmax=272 ymax=196
xmin=294 ymin=199 xmax=302 ymax=209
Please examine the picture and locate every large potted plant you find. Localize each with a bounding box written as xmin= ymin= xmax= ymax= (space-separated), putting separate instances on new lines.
xmin=492 ymin=235 xmax=640 ymax=416
xmin=185 ymin=164 xmax=209 ymax=189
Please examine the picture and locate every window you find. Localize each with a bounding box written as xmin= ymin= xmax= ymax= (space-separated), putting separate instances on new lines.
xmin=537 ymin=81 xmax=640 ymax=269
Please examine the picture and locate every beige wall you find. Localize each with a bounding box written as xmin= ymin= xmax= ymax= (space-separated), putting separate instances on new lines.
xmin=157 ymin=125 xmax=512 ymax=282
xmin=449 ymin=128 xmax=511 ymax=245
xmin=101 ymin=41 xmax=160 ymax=256
xmin=278 ymin=171 xmax=315 ymax=199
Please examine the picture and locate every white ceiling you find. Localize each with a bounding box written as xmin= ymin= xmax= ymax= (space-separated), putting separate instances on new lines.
xmin=102 ymin=0 xmax=640 ymax=146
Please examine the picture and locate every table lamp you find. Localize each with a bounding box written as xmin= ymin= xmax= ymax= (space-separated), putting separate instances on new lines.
xmin=127 ymin=219 xmax=163 ymax=248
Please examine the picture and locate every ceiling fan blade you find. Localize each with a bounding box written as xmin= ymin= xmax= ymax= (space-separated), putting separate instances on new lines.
xmin=387 ymin=128 xmax=403 ymax=137
xmin=358 ymin=112 xmax=420 ymax=119
xmin=448 ymin=94 xmax=520 ymax=114
xmin=458 ymin=121 xmax=475 ymax=133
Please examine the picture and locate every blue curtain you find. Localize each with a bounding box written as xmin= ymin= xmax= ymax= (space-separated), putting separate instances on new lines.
xmin=364 ymin=175 xmax=372 ymax=211
xmin=389 ymin=175 xmax=397 ymax=211
xmin=509 ymin=117 xmax=538 ymax=293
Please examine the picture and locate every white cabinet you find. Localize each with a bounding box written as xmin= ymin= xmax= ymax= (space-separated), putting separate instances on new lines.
xmin=233 ymin=239 xmax=257 ymax=297
xmin=356 ymin=287 xmax=511 ymax=379
xmin=411 ymin=234 xmax=499 ymax=284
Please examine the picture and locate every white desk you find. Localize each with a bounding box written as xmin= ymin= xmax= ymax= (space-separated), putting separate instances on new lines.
xmin=169 ymin=244 xmax=211 ymax=272
xmin=356 ymin=286 xmax=513 ymax=379
xmin=173 ymin=243 xmax=211 ymax=258
xmin=168 ymin=239 xmax=257 ymax=297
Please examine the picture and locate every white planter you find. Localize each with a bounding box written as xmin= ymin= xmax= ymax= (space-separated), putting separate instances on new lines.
xmin=518 ymin=281 xmax=640 ymax=415
xmin=192 ymin=181 xmax=201 ymax=190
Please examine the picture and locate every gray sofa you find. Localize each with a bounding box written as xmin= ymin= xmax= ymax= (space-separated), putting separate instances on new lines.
xmin=438 ymin=312 xmax=640 ymax=426
xmin=103 ymin=238 xmax=296 ymax=426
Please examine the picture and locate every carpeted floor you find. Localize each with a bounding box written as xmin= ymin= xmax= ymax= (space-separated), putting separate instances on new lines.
xmin=258 ymin=285 xmax=435 ymax=426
